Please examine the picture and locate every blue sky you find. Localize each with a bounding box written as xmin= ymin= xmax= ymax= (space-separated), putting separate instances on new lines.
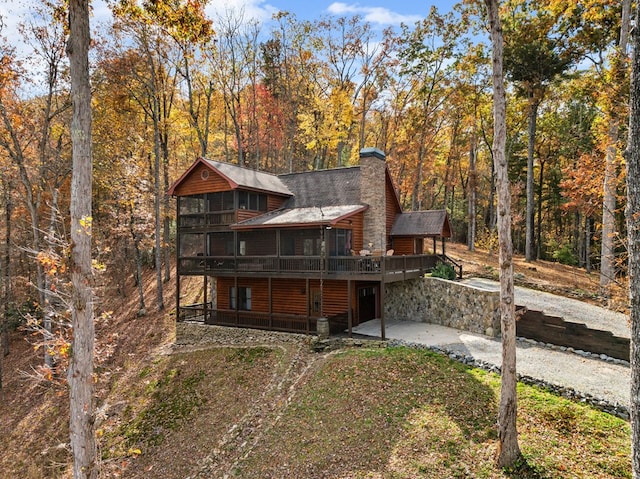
xmin=0 ymin=0 xmax=450 ymax=94
xmin=226 ymin=0 xmax=432 ymax=26
xmin=1 ymin=0 xmax=458 ymax=89
xmin=3 ymin=0 xmax=456 ymax=47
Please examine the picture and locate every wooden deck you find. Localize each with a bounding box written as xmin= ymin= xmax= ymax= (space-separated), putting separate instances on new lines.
xmin=178 ymin=253 xmax=459 ymax=282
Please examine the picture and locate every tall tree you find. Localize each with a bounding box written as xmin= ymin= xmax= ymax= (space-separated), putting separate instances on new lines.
xmin=600 ymin=0 xmax=631 ymax=296
xmin=396 ymin=7 xmax=463 ymax=211
xmin=261 ymin=12 xmax=316 ymax=172
xmin=208 ymin=8 xmax=258 ymax=165
xmin=0 ymin=11 xmax=70 ymax=324
xmin=111 ymin=4 xmax=182 ymax=311
xmin=484 ymin=0 xmax=522 ymax=467
xmin=502 ymin=0 xmax=578 ymax=261
xmin=624 ymin=1 xmax=640 ymax=475
xmin=0 ymin=178 xmax=8 ymax=389
xmin=66 ymin=0 xmax=97 ymax=476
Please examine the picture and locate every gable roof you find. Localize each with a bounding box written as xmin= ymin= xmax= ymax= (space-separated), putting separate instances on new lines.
xmin=278 ymin=167 xmax=361 ymax=208
xmin=390 ymin=210 xmax=452 ymax=238
xmin=169 ymin=157 xmax=448 ymax=238
xmin=167 ymin=157 xmax=293 ymax=196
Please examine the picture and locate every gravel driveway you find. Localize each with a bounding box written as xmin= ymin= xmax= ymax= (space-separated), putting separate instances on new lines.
xmin=355 ymin=278 xmax=632 ymax=410
xmin=462 ymin=277 xmax=630 ymax=338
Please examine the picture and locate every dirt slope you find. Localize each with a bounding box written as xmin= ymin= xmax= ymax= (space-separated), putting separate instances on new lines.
xmin=445 ymin=242 xmax=627 ymax=313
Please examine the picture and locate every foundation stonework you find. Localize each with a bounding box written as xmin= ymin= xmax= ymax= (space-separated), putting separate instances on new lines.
xmin=384 ymin=277 xmax=501 ymax=337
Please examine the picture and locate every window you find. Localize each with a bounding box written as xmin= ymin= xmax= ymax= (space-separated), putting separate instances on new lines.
xmin=206 ymin=232 xmax=234 ymax=256
xmin=281 ymin=229 xmax=320 ymax=256
xmin=281 ymin=235 xmax=295 ymax=256
xmin=334 ymin=229 xmax=349 ymax=256
xmin=303 ymin=238 xmax=314 ymax=256
xmin=179 ymin=233 xmax=203 ymax=257
xmin=238 ymin=191 xmax=267 ymax=211
xmin=179 ymin=196 xmax=206 ymax=226
xmin=179 ymin=195 xmax=204 ymax=214
xmin=208 ymin=191 xmax=234 ymax=212
xmin=230 ymin=287 xmax=252 ymax=310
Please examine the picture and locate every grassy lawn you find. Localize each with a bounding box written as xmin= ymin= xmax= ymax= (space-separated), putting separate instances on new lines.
xmin=103 ymin=345 xmax=630 ymax=479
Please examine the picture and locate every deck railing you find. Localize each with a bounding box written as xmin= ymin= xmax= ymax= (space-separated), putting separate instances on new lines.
xmin=211 ymin=309 xmax=315 ymax=333
xmin=177 ymin=307 xmax=357 ymax=335
xmin=178 ymin=302 xmax=212 ymax=322
xmin=178 ymin=253 xmax=452 ymax=277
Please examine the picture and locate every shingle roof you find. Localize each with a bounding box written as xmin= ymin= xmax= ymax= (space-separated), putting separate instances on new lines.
xmin=278 ymin=167 xmax=361 ymax=208
xmin=202 ymin=158 xmax=293 ymax=196
xmin=232 ymin=204 xmax=367 ymax=229
xmin=390 ymin=210 xmax=452 ymax=238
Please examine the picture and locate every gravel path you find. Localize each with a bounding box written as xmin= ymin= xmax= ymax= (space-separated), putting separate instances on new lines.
xmin=352 ymin=319 xmax=630 ymax=412
xmin=462 ymin=277 xmax=630 ymax=338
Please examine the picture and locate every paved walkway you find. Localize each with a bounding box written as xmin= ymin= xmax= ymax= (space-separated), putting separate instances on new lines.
xmin=352 ymin=282 xmax=631 ymax=408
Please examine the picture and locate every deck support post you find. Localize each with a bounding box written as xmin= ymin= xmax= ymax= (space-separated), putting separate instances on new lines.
xmin=347 ymin=279 xmax=352 ymax=338
xmin=268 ymin=277 xmax=272 ymax=329
xmin=203 ymin=275 xmax=208 ymax=323
xmin=176 ymin=273 xmax=181 ymax=322
xmin=380 ymin=282 xmax=386 ymax=340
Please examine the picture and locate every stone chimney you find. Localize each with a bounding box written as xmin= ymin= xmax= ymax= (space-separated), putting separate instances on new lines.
xmin=359 ymin=147 xmax=387 ymax=252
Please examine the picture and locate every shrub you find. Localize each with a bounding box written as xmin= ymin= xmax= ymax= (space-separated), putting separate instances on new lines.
xmin=549 ymin=240 xmax=578 ymax=266
xmin=431 ymin=262 xmax=457 ymax=280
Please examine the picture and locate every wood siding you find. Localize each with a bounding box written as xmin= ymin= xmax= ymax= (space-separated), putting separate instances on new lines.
xmin=268 ymin=195 xmax=287 ymax=210
xmin=217 ymin=277 xmax=270 ymax=311
xmin=173 ymin=164 xmax=230 ymax=196
xmin=236 ymin=209 xmax=260 ymax=222
xmin=217 ymin=276 xmax=351 ymax=318
xmin=320 ymin=280 xmax=350 ymax=317
xmin=271 ymin=279 xmax=308 ymax=315
xmin=342 ymin=212 xmax=364 ymax=252
xmin=392 ymin=237 xmax=416 ymax=255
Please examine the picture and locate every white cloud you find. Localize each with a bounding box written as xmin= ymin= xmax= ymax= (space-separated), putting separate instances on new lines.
xmin=205 ymin=0 xmax=279 ymax=24
xmin=327 ymin=2 xmax=421 ymax=26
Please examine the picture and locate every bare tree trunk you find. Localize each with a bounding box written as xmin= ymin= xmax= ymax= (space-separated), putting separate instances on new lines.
xmin=536 ymin=158 xmax=545 ymax=260
xmin=0 ymin=185 xmax=7 ymax=389
xmin=600 ymin=126 xmax=619 ymax=292
xmin=130 ymin=213 xmax=146 ymax=316
xmin=468 ymin=130 xmax=477 ymax=251
xmin=485 ymin=0 xmax=522 ymax=467
xmin=525 ymin=96 xmax=538 ymax=261
xmin=43 ymin=188 xmax=60 ymax=370
xmin=153 ymin=119 xmax=164 ymax=310
xmin=2 ymin=185 xmax=10 ymax=359
xmin=600 ymin=0 xmax=631 ymax=296
xmin=163 ymin=151 xmax=171 ymax=284
xmin=585 ymin=216 xmax=592 ymax=273
xmin=624 ymin=3 xmax=640 ymax=476
xmin=66 ymin=0 xmax=97 ymax=477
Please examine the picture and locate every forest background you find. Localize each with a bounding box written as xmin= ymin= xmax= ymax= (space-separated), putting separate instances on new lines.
xmin=0 ymin=0 xmax=630 ymax=323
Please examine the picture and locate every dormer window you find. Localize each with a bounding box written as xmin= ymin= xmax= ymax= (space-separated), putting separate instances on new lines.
xmin=238 ymin=191 xmax=267 ymax=212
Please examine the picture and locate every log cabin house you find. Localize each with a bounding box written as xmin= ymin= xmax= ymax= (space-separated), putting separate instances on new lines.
xmin=168 ymin=147 xmax=458 ymax=338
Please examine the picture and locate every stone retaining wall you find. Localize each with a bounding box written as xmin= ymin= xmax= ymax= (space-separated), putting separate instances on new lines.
xmin=385 ymin=277 xmax=501 ymax=337
xmin=176 ymin=322 xmax=309 ymax=347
